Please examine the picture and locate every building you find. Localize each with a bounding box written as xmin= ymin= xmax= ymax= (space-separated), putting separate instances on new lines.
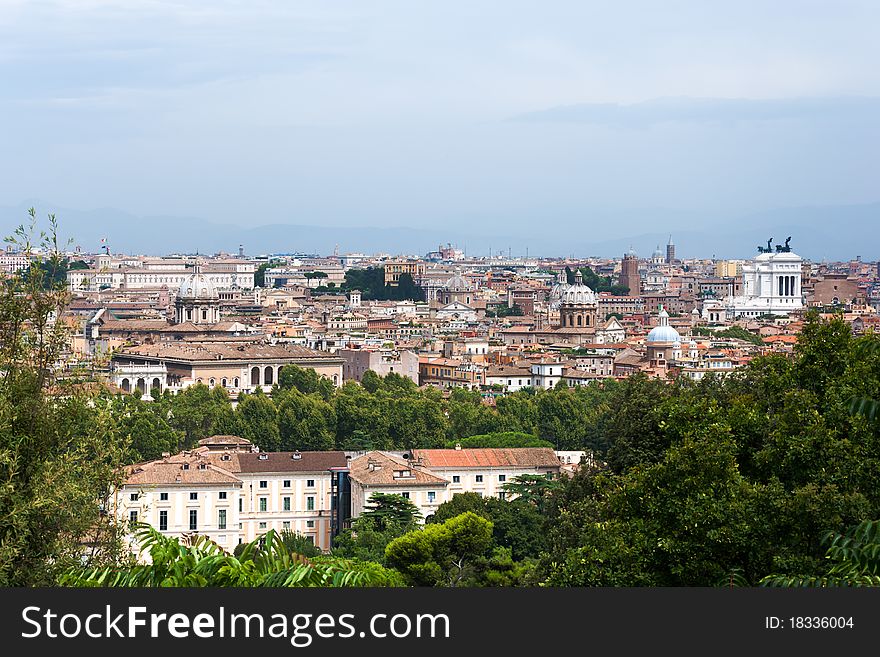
xmin=724 ymin=239 xmax=804 ymax=318
xmin=337 ymin=348 xmax=420 ymax=384
xmin=112 ymin=341 xmax=344 ymax=394
xmin=384 ymin=259 xmax=426 ymax=286
xmin=409 ymin=447 xmax=562 ymax=504
xmin=175 ymin=262 xmax=221 ymax=325
xmin=645 ymin=307 xmax=682 ymax=371
xmin=716 ymin=260 xmax=743 ymax=278
xmin=114 ymin=439 xmax=349 ymax=553
xmin=665 ymin=236 xmax=676 ymax=264
xmin=485 ymin=364 xmax=533 ymax=391
xmin=348 ymin=451 xmax=449 ymax=520
xmin=620 ymin=249 xmax=641 ymax=296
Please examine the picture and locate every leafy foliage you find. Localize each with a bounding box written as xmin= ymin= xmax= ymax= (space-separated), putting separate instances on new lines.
xmin=60 ymin=524 xmax=403 ymax=587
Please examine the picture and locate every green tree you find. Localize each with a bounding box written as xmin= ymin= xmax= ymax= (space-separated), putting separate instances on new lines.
xmin=278 ymin=364 xmax=335 ymax=401
xmin=277 ymin=389 xmax=336 ymax=451
xmin=0 ymin=210 xmax=128 ymax=585
xmin=446 ymin=431 xmax=552 ymax=449
xmin=361 ymin=493 xmax=422 ymax=531
xmin=235 ymin=389 xmax=280 ymax=451
xmin=61 ymin=525 xmax=403 ymax=587
xmin=385 ymin=512 xmax=494 ymax=586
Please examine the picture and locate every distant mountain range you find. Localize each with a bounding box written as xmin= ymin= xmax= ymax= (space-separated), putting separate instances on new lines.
xmin=0 ymin=200 xmax=877 ymax=262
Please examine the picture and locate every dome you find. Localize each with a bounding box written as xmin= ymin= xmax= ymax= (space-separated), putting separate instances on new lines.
xmin=445 ymin=271 xmax=470 ymax=291
xmin=646 ymin=324 xmax=681 ymax=343
xmin=560 ymin=270 xmax=597 ymax=306
xmin=646 ymin=307 xmax=681 ymax=344
xmin=178 ymin=263 xmax=218 ymax=300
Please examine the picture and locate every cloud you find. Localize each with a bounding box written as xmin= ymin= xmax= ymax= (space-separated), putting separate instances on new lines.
xmin=510 ymin=96 xmax=880 ymax=127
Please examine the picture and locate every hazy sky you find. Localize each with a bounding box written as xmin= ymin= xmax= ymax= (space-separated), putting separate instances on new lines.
xmin=1 ymin=0 xmax=878 ymax=241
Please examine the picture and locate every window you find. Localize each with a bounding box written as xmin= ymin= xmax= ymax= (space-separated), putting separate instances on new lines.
xmin=259 ymin=498 xmax=267 ymax=512
xmin=259 ymin=522 xmax=267 ymax=530
xmin=218 ymin=509 xmax=227 ymax=530
xmin=306 ymin=520 xmax=315 ymax=529
xmin=306 ymin=479 xmax=315 ymax=488
xmin=282 ymin=521 xmax=291 ymax=530
xmin=428 ymin=491 xmax=436 ymax=503
xmin=306 ymin=496 xmax=315 ymax=511
xmin=189 ymin=510 xmax=197 ymax=531
xmin=239 ymin=498 xmax=243 ymax=512
xmin=189 ymin=492 xmax=198 ymax=501
xmin=219 ymin=491 xmax=227 ymax=500
xmin=283 ymin=479 xmax=291 ymax=488
xmin=475 ymin=475 xmax=483 ymax=483
xmin=129 ymin=510 xmax=138 ymax=524
xmin=259 ymin=480 xmax=268 ymax=489
xmin=305 ymin=535 xmax=314 ymax=545
xmin=401 ymin=492 xmax=410 ymax=499
xmin=209 ymin=378 xmax=215 ymax=386
xmin=129 ymin=493 xmax=139 ymax=501
xmin=283 ymin=497 xmax=291 ymax=512
xmin=498 ymin=474 xmax=506 ymax=482
xmin=452 ymin=475 xmax=460 ymax=483
xmin=160 ymin=492 xmax=169 ymax=501
xmin=159 ymin=510 xmax=168 ymax=531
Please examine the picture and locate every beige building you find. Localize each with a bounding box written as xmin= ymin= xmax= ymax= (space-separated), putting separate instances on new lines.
xmin=348 ymin=451 xmax=449 ymax=520
xmin=384 ymin=259 xmax=426 ymax=286
xmin=348 ymin=447 xmax=563 ymax=521
xmin=112 ymin=341 xmax=344 ymax=395
xmin=115 ymin=437 xmax=348 ymax=554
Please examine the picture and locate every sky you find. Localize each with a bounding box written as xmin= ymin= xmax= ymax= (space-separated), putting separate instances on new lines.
xmin=0 ymin=0 xmax=878 ymax=255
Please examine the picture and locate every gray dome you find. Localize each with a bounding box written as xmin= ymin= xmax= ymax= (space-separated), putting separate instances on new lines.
xmin=646 ymin=307 xmax=681 ymax=344
xmin=445 ymin=272 xmax=470 ymax=291
xmin=560 ymin=270 xmax=597 ymax=306
xmin=178 ymin=264 xmax=218 ymax=300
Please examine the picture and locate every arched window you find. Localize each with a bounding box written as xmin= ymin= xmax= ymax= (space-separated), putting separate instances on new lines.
xmin=121 ymin=378 xmax=130 ymax=392
xmin=264 ymin=366 xmax=274 ymax=385
xmin=251 ymin=367 xmax=260 ymax=386
xmin=151 ymin=377 xmax=161 ymax=392
xmin=577 ymin=315 xmax=582 ymax=326
xmin=136 ymin=378 xmax=146 ymax=394
xmin=234 ymin=377 xmax=240 ymax=388
xmin=209 ymin=378 xmax=215 ymax=386
xmin=332 ymin=374 xmax=338 ymax=385
xmin=221 ymin=378 xmax=227 ymax=387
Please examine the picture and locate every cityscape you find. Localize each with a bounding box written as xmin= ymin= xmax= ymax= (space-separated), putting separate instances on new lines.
xmin=4 ymin=227 xmax=880 ymax=586
xmin=2 ymin=5 xmax=880 ymax=637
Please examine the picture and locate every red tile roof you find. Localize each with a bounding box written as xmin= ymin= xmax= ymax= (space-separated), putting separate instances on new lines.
xmin=411 ymin=448 xmax=560 ymax=469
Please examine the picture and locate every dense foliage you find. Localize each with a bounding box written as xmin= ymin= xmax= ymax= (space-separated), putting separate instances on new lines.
xmin=565 ymin=265 xmax=629 ymax=295
xmin=1 ymin=211 xmax=128 ymax=585
xmin=324 ymin=267 xmax=425 ymax=301
xmin=61 ymin=525 xmax=402 ymax=587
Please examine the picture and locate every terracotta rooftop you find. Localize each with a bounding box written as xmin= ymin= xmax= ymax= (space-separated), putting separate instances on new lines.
xmin=348 ymin=452 xmax=449 ymax=487
xmin=411 ymin=447 xmax=561 ymax=469
xmin=116 ymin=341 xmax=338 ymax=362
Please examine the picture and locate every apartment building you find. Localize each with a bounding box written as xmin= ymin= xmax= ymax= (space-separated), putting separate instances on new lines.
xmin=115 ymin=437 xmax=348 ymax=553
xmin=348 ymin=447 xmax=562 ymax=521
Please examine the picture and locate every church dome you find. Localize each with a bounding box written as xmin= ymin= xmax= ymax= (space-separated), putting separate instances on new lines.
xmin=178 ymin=263 xmax=218 ymax=300
xmin=646 ymin=307 xmax=681 ymax=344
xmin=560 ymin=270 xmax=597 ymax=306
xmin=445 ymin=271 xmax=470 ymax=291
